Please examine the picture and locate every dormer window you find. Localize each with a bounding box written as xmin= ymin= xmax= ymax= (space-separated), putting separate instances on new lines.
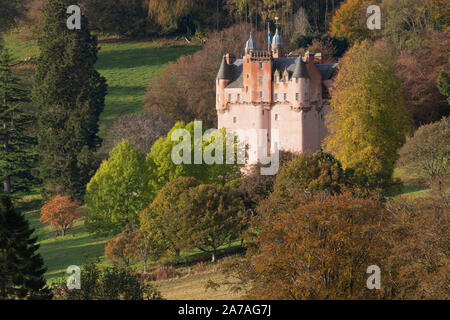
xmin=237 ymin=93 xmax=241 ymax=101
xmin=274 ymin=93 xmax=278 ymax=101
xmin=276 ymin=76 xmax=279 ymax=83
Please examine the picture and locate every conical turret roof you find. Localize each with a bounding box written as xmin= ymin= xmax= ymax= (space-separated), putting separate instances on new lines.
xmin=245 ymin=32 xmax=257 ymax=52
xmin=272 ymin=28 xmax=283 ymax=47
xmin=217 ymin=55 xmax=233 ymax=80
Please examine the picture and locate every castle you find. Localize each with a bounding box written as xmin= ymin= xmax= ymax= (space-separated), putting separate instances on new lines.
xmin=216 ymin=29 xmax=337 ymax=164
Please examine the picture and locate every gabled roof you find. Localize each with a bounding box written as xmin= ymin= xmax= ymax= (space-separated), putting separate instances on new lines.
xmin=317 ymin=63 xmax=338 ymax=80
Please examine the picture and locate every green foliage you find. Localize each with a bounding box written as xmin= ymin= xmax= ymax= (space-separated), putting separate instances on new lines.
xmin=85 ymin=140 xmax=154 ymax=235
xmin=179 ymin=183 xmax=246 ymax=262
xmin=149 ymin=121 xmax=241 ymax=191
xmin=398 ymin=116 xmax=449 ymax=192
xmin=273 ymin=152 xmax=346 ymax=198
xmin=33 ymin=0 xmax=107 ymax=200
xmin=324 ymin=40 xmax=411 ymax=191
xmin=437 ymin=69 xmax=450 ymax=105
xmin=53 ymin=260 xmax=163 ymax=300
xmin=0 ymin=194 xmax=52 ymax=299
xmin=139 ymin=177 xmax=200 ymax=258
xmin=0 ymin=48 xmax=38 ymax=195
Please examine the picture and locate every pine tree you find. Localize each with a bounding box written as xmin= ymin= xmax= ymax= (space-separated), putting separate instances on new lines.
xmin=0 ymin=48 xmax=38 ymax=195
xmin=33 ymin=0 xmax=107 ymax=200
xmin=0 ymin=194 xmax=52 ymax=299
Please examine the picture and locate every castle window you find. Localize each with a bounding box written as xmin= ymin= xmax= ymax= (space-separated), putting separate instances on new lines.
xmin=275 ymin=114 xmax=279 ymax=120
xmin=247 ymin=74 xmax=249 ymax=78
xmin=296 ymin=93 xmax=299 ymax=100
xmin=237 ymin=93 xmax=241 ymax=101
xmin=260 ymin=91 xmax=263 ymax=98
xmin=228 ymin=93 xmax=232 ymax=101
xmin=296 ymin=78 xmax=298 ymax=83
xmin=274 ymin=93 xmax=278 ymax=101
xmin=259 ymin=76 xmax=263 ymax=83
xmin=233 ymin=116 xmax=237 ymax=123
xmin=305 ymin=92 xmax=309 ymax=100
xmin=246 ymin=86 xmax=249 ymax=93
xmin=259 ymin=62 xmax=263 ymax=69
xmin=284 ymin=93 xmax=288 ymax=101
xmin=262 ymin=110 xmax=265 ymax=115
xmin=284 ymin=76 xmax=288 ymax=82
xmin=276 ymin=76 xmax=279 ymax=83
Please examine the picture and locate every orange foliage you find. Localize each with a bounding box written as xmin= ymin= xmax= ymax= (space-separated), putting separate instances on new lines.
xmin=105 ymin=224 xmax=139 ymax=267
xmin=40 ymin=195 xmax=82 ymax=236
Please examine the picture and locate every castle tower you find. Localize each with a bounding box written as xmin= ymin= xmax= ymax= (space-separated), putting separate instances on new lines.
xmin=292 ymin=56 xmax=310 ymax=107
xmin=216 ymin=55 xmax=233 ymax=112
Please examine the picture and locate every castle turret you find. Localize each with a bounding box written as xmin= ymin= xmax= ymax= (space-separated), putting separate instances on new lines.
xmin=292 ymin=56 xmax=310 ymax=106
xmin=271 ymin=27 xmax=283 ymax=58
xmin=216 ymin=55 xmax=233 ymax=112
xmin=245 ymin=32 xmax=257 ymax=54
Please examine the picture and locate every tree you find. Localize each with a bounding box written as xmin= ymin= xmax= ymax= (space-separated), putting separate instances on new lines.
xmin=437 ymin=70 xmax=450 ymax=105
xmin=0 ymin=48 xmax=38 ymax=195
xmin=33 ymin=0 xmax=107 ymax=201
xmin=105 ymin=224 xmax=139 ymax=268
xmin=0 ymin=194 xmax=52 ymax=299
xmin=85 ymin=140 xmax=154 ymax=235
xmin=139 ymin=177 xmax=200 ymax=259
xmin=329 ymin=0 xmax=376 ymax=45
xmin=100 ymin=109 xmax=173 ymax=156
xmin=242 ymin=192 xmax=391 ymax=299
xmin=53 ymin=260 xmax=164 ymax=300
xmin=149 ymin=121 xmax=241 ymax=191
xmin=0 ymin=0 xmax=26 ymax=35
xmin=144 ymin=23 xmax=265 ymax=128
xmin=324 ymin=40 xmax=411 ymax=190
xmin=40 ymin=195 xmax=82 ymax=237
xmin=398 ymin=117 xmax=449 ymax=193
xmin=395 ymin=30 xmax=450 ymax=127
xmin=179 ymin=183 xmax=245 ymax=262
xmin=385 ymin=195 xmax=449 ymax=299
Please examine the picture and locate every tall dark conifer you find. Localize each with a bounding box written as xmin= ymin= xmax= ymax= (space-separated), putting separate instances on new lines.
xmin=0 ymin=194 xmax=52 ymax=299
xmin=0 ymin=48 xmax=38 ymax=195
xmin=33 ymin=0 xmax=107 ymax=200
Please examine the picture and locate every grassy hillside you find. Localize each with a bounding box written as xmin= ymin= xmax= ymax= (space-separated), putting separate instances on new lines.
xmin=3 ymin=33 xmax=200 ymax=137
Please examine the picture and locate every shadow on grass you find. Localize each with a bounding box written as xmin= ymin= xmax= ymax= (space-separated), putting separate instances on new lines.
xmin=96 ymin=46 xmax=200 ymax=70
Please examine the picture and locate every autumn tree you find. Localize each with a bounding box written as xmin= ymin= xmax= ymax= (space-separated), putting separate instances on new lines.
xmin=329 ymin=0 xmax=376 ymax=45
xmin=398 ymin=117 xmax=449 ymax=193
xmin=85 ymin=140 xmax=154 ymax=235
xmin=243 ymin=192 xmax=391 ymax=299
xmin=384 ymin=195 xmax=449 ymax=299
xmin=105 ymin=224 xmax=139 ymax=268
xmin=180 ymin=184 xmax=246 ymax=262
xmin=139 ymin=177 xmax=200 ymax=259
xmin=395 ymin=30 xmax=450 ymax=127
xmin=324 ymin=40 xmax=411 ymax=190
xmin=40 ymin=195 xmax=82 ymax=237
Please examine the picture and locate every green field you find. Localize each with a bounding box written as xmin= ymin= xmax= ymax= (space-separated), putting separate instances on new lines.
xmin=3 ymin=33 xmax=200 ymax=136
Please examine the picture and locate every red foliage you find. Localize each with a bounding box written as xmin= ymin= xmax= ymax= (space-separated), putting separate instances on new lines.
xmin=40 ymin=195 xmax=82 ymax=236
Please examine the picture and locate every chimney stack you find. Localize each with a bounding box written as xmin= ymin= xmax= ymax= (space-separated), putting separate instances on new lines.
xmin=225 ymin=53 xmax=236 ymax=65
xmin=314 ymin=53 xmax=323 ymax=64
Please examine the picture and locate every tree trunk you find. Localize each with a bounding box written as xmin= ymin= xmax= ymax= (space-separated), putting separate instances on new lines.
xmin=211 ymin=249 xmax=216 ymax=263
xmin=3 ymin=176 xmax=10 ymax=194
xmin=3 ymin=120 xmax=10 ymax=194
